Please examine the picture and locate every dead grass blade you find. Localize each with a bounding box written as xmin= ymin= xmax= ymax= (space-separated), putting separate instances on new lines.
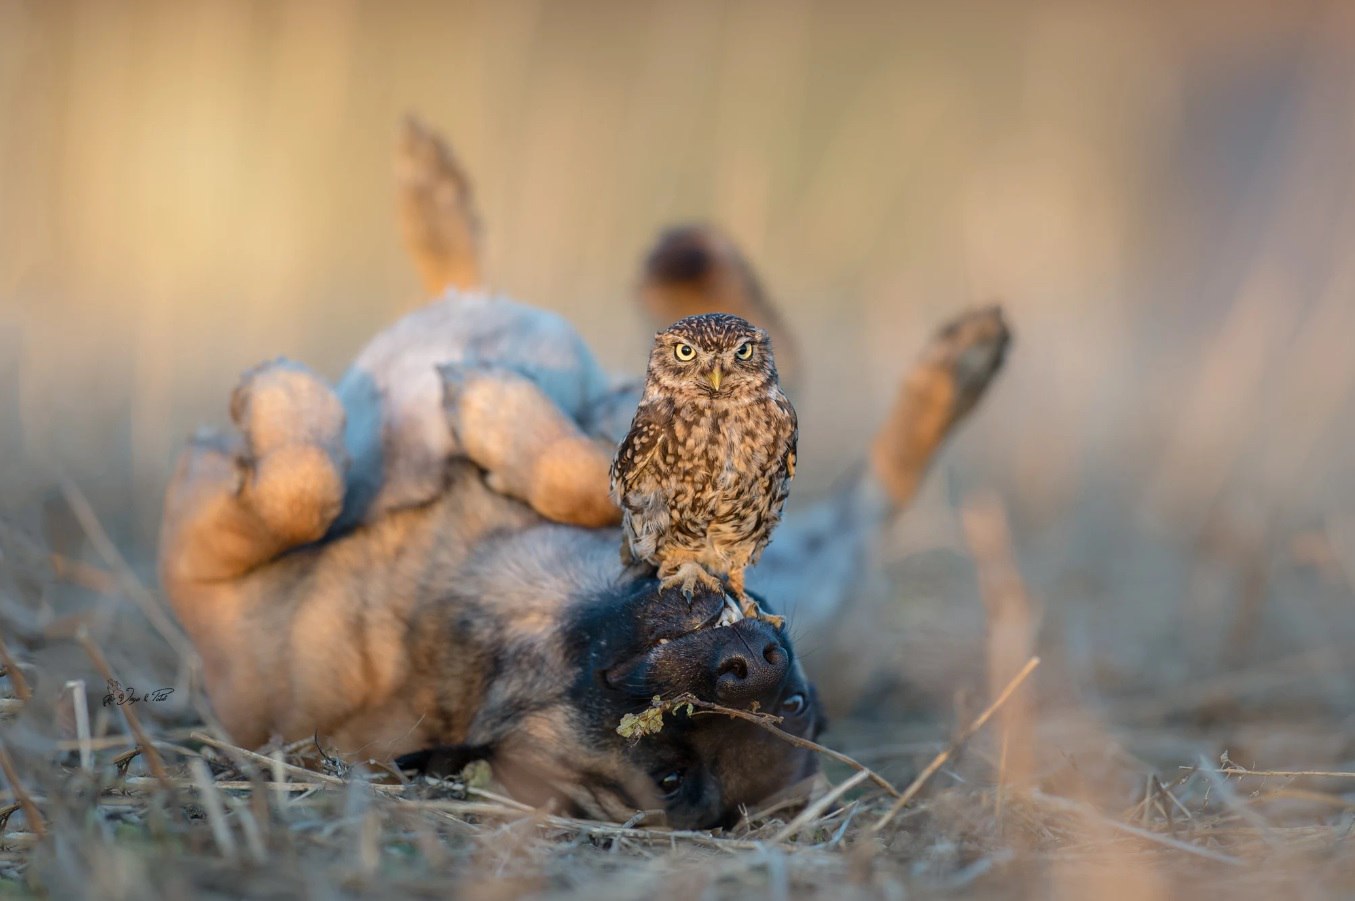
xmin=76 ymin=627 xmax=172 ymax=788
xmin=0 ymin=635 xmax=31 ymax=701
xmin=1028 ymin=790 xmax=1244 ymax=867
xmin=59 ymin=477 xmax=196 ymax=664
xmin=770 ymin=769 xmax=870 ymax=844
xmin=64 ymin=680 xmax=93 ymax=771
xmin=0 ymin=631 xmax=31 ymax=704
xmin=189 ymin=758 xmax=237 ymax=859
xmin=0 ymin=741 xmax=45 ymax=837
xmin=872 ymin=655 xmax=1040 ymax=833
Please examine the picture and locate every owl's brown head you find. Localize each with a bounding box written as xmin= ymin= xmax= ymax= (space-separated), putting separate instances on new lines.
xmin=646 ymin=313 xmax=779 ymax=401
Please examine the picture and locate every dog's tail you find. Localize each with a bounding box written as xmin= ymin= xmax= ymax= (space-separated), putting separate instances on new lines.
xmin=395 ymin=115 xmax=484 ymax=298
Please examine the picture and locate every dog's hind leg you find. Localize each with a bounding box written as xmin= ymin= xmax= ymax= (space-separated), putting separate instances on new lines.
xmin=158 ymin=360 xmax=351 ymax=746
xmin=867 ymin=306 xmax=1010 ymax=509
xmin=396 ymin=115 xmax=483 ymax=297
xmin=752 ymin=307 xmax=1010 ymax=631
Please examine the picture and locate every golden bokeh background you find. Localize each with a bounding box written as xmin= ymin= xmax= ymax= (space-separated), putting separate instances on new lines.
xmin=3 ymin=0 xmax=1354 ymax=684
xmin=4 ymin=4 xmax=1355 ymax=894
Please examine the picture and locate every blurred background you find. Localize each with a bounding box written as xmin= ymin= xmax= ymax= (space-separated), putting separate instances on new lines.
xmin=4 ymin=1 xmax=1355 ymax=894
xmin=3 ymin=0 xmax=1354 ymax=761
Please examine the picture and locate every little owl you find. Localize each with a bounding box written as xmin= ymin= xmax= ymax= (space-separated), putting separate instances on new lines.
xmin=610 ymin=313 xmax=797 ymax=626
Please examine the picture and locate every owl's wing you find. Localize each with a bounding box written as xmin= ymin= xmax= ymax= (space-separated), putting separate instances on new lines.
xmin=775 ymin=392 xmax=791 ymax=487
xmin=778 ymin=392 xmax=799 ymax=486
xmin=608 ymin=399 xmax=672 ymax=504
xmin=754 ymin=394 xmax=798 ymax=562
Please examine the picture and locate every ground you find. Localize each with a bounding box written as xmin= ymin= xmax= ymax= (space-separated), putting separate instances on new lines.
xmin=2 ymin=491 xmax=1352 ymax=898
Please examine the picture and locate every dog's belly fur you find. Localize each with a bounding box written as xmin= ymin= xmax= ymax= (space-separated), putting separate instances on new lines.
xmin=190 ymin=463 xmax=611 ymax=756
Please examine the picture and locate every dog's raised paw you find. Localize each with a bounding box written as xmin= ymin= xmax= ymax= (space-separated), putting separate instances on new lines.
xmin=231 ymin=359 xmax=346 ymax=458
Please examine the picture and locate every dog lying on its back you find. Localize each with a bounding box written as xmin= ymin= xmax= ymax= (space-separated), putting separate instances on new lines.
xmin=158 ymin=118 xmax=1009 ymax=828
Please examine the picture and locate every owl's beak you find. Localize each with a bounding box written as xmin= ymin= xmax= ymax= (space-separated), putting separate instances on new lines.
xmin=707 ymin=367 xmax=722 ymax=391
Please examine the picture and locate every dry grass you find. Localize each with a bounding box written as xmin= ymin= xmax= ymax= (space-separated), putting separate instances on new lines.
xmin=4 ymin=1 xmax=1355 ymax=897
xmin=2 ymin=676 xmax=1352 ymax=899
xmin=3 ymin=496 xmax=1353 ymax=899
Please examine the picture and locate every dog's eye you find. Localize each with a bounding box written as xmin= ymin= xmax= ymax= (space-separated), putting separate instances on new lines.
xmin=658 ymin=770 xmax=685 ymax=796
xmin=674 ymin=343 xmax=696 ymax=362
xmin=780 ymin=693 xmax=807 ymax=717
xmin=735 ymin=342 xmax=754 ymax=360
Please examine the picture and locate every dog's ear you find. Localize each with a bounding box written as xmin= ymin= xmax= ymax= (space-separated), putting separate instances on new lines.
xmin=395 ymin=742 xmax=493 ymax=778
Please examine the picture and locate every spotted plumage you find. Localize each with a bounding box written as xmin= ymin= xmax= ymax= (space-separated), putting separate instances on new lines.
xmin=610 ymin=313 xmax=797 ymax=625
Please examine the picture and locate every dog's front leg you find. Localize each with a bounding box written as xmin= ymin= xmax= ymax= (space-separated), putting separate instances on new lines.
xmin=438 ymin=363 xmax=621 ymax=528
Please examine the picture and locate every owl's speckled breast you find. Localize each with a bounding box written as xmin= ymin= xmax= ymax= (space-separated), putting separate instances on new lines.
xmin=660 ymin=394 xmax=793 ymax=562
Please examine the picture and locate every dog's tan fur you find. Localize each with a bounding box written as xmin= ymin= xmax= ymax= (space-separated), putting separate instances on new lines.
xmin=158 ymin=118 xmax=1009 ymax=820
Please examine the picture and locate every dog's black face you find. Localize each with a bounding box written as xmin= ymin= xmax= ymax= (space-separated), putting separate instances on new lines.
xmin=398 ymin=579 xmax=823 ymax=829
xmin=568 ymin=581 xmax=824 ymax=829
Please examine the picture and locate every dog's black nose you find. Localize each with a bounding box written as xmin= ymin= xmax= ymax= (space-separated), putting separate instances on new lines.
xmin=712 ymin=625 xmax=788 ymax=705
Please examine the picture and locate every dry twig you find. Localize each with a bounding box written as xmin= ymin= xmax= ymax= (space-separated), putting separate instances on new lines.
xmin=1188 ymin=766 xmax=1355 ymax=780
xmin=60 ymin=478 xmax=196 ymax=663
xmin=669 ymin=694 xmax=902 ymax=799
xmin=770 ymin=769 xmax=870 ymax=843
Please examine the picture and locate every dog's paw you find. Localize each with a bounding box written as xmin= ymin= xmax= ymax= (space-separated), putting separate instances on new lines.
xmin=869 ymin=307 xmax=1011 ymax=506
xmin=230 ymin=360 xmax=347 ymax=543
xmin=231 ymin=359 xmax=346 ymax=457
xmin=924 ymin=306 xmax=1011 ymax=419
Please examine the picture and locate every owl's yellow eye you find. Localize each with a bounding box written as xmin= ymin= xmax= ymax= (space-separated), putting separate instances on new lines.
xmin=674 ymin=343 xmax=696 ymax=362
xmin=735 ymin=342 xmax=754 ymax=360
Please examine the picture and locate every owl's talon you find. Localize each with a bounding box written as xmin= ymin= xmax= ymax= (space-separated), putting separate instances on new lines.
xmin=659 ymin=562 xmax=723 ymax=602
